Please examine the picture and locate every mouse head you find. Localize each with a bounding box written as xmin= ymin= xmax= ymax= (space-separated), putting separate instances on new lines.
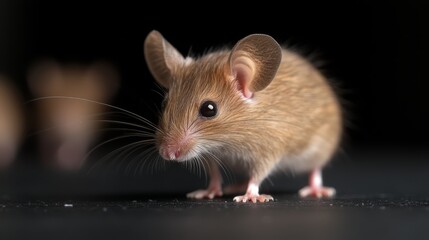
xmin=144 ymin=31 xmax=281 ymax=161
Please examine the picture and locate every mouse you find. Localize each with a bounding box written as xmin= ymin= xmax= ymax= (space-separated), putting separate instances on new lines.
xmin=28 ymin=60 xmax=120 ymax=170
xmin=0 ymin=75 xmax=24 ymax=168
xmin=144 ymin=31 xmax=342 ymax=203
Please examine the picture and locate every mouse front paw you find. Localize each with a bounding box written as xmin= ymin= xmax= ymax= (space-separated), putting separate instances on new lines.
xmin=233 ymin=194 xmax=274 ymax=203
xmin=298 ymin=186 xmax=336 ymax=198
xmin=186 ymin=188 xmax=223 ymax=200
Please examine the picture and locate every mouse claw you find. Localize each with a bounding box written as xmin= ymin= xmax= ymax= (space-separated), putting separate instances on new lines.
xmin=233 ymin=194 xmax=273 ymax=203
xmin=187 ymin=188 xmax=223 ymax=200
xmin=299 ymin=186 xmax=336 ymax=198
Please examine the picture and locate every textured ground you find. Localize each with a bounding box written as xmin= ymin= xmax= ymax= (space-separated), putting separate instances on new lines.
xmin=0 ymin=150 xmax=428 ymax=240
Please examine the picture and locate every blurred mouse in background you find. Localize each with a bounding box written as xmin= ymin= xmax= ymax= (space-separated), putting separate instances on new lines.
xmin=0 ymin=75 xmax=24 ymax=168
xmin=28 ymin=60 xmax=120 ymax=170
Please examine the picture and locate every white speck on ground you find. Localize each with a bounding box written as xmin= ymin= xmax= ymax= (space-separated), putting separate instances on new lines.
xmin=64 ymin=204 xmax=73 ymax=207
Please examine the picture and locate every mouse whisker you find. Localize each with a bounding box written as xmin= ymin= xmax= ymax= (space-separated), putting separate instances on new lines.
xmin=28 ymin=111 xmax=156 ymax=138
xmin=204 ymin=150 xmax=233 ymax=184
xmin=195 ymin=157 xmax=201 ymax=177
xmin=94 ymin=120 xmax=156 ymax=132
xmin=136 ymin=146 xmax=161 ymax=176
xmin=86 ymin=139 xmax=154 ymax=174
xmin=85 ymin=135 xmax=154 ymax=163
xmin=198 ymin=155 xmax=209 ymax=183
xmin=153 ymin=81 xmax=167 ymax=95
xmin=124 ymin=146 xmax=147 ymax=175
xmin=184 ymin=158 xmax=192 ymax=175
xmin=110 ymin=142 xmax=149 ymax=174
xmin=193 ymin=155 xmax=201 ymax=178
xmin=95 ymin=127 xmax=154 ymax=135
xmin=133 ymin=146 xmax=158 ymax=175
xmin=27 ymin=96 xmax=163 ymax=134
xmin=116 ymin=142 xmax=156 ymax=174
xmin=103 ymin=145 xmax=138 ymax=174
xmin=197 ymin=154 xmax=207 ymax=180
xmin=151 ymin=89 xmax=165 ymax=98
xmin=137 ymin=146 xmax=159 ymax=176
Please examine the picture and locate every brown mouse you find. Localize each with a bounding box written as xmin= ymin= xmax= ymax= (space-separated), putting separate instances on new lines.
xmin=28 ymin=60 xmax=120 ymax=170
xmin=144 ymin=31 xmax=342 ymax=203
xmin=0 ymin=76 xmax=24 ymax=168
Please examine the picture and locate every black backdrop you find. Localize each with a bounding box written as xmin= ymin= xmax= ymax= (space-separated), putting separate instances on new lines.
xmin=1 ymin=0 xmax=428 ymax=155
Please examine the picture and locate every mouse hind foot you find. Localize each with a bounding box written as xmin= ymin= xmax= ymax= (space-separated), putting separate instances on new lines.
xmin=299 ymin=169 xmax=336 ymax=198
xmin=186 ymin=187 xmax=223 ymax=200
xmin=299 ymin=186 xmax=335 ymax=198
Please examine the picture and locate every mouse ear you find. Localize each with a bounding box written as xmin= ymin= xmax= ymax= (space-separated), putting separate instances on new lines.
xmin=144 ymin=30 xmax=186 ymax=89
xmin=229 ymin=34 xmax=282 ymax=99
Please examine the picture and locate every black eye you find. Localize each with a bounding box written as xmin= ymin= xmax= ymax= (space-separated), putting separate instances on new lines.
xmin=199 ymin=100 xmax=218 ymax=118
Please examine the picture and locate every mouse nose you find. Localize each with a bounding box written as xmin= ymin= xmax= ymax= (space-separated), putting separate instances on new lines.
xmin=160 ymin=144 xmax=182 ymax=160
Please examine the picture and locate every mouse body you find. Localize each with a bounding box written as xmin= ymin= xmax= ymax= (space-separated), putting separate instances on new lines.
xmin=144 ymin=31 xmax=342 ymax=203
xmin=28 ymin=61 xmax=119 ymax=170
xmin=0 ymin=76 xmax=23 ymax=168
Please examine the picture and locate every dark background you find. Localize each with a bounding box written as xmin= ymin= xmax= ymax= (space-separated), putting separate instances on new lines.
xmin=1 ymin=0 xmax=428 ymax=159
xmin=1 ymin=3 xmax=429 ymax=239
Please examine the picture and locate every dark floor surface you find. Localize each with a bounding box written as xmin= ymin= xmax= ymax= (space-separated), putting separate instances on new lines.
xmin=1 ymin=195 xmax=429 ymax=240
xmin=0 ymin=149 xmax=428 ymax=240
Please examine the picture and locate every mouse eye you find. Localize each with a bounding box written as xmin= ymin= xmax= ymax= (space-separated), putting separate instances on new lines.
xmin=199 ymin=100 xmax=218 ymax=119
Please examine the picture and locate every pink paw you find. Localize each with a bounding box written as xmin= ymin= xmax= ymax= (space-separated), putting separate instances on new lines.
xmin=233 ymin=194 xmax=274 ymax=203
xmin=298 ymin=186 xmax=336 ymax=198
xmin=186 ymin=188 xmax=223 ymax=199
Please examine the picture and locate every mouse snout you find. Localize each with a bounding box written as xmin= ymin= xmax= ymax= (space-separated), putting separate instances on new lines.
xmin=159 ymin=144 xmax=182 ymax=160
xmin=158 ymin=137 xmax=193 ymax=161
xmin=159 ymin=141 xmax=187 ymax=161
